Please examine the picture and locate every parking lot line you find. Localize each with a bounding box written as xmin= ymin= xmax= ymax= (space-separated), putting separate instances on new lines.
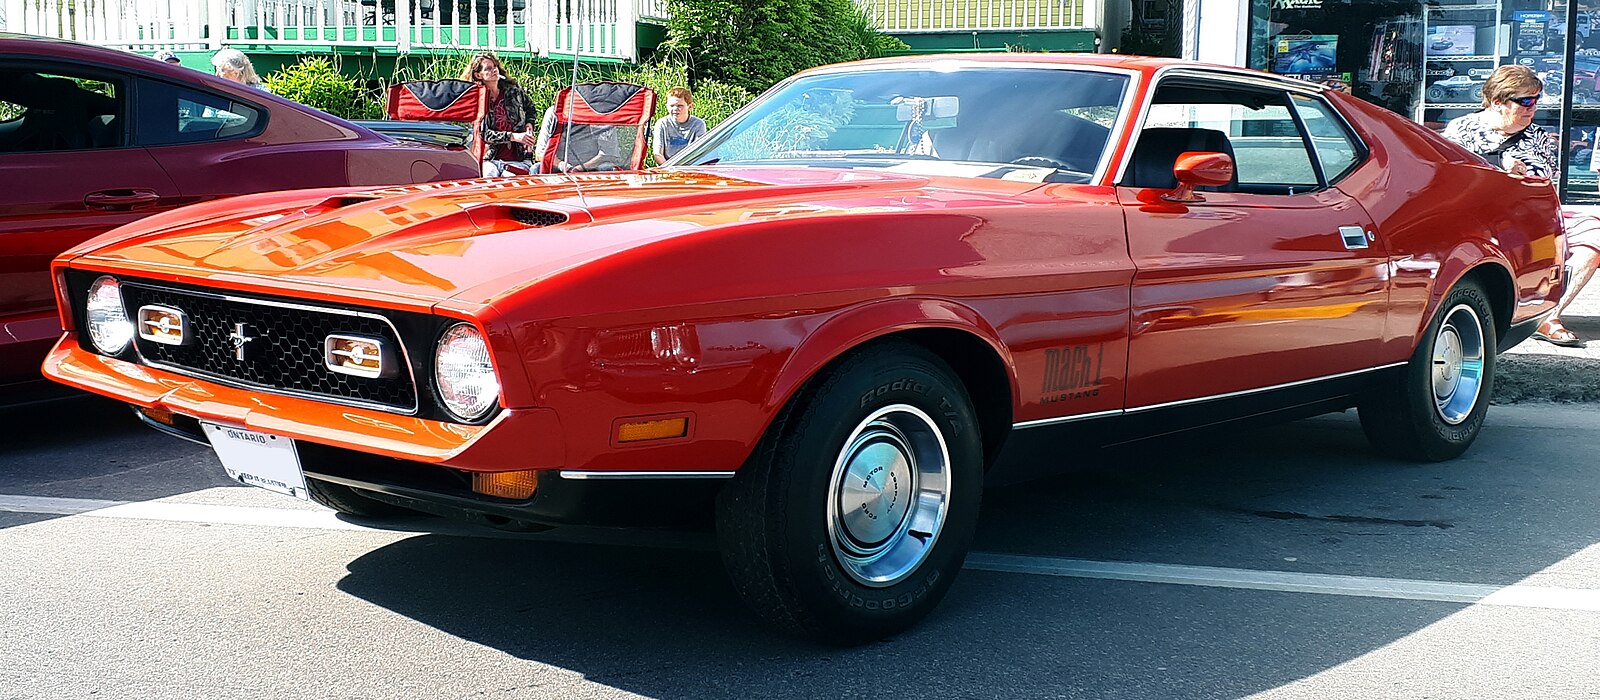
xmin=4 ymin=493 xmax=1598 ymax=613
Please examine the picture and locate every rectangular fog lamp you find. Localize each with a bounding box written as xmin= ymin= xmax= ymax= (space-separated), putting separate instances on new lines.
xmin=136 ymin=305 xmax=188 ymax=345
xmin=324 ymin=334 xmax=389 ymax=378
xmin=616 ymin=417 xmax=689 ymax=443
xmin=472 ymin=470 xmax=538 ymax=500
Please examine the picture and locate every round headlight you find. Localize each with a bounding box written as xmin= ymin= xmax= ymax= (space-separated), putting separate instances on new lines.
xmin=435 ymin=323 xmax=500 ymax=421
xmin=85 ymin=275 xmax=133 ymax=355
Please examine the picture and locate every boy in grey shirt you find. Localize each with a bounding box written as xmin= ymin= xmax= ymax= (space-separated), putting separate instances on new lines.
xmin=652 ymin=86 xmax=708 ymax=164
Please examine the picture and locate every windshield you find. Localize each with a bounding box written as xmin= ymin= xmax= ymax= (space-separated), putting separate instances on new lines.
xmin=675 ymin=67 xmax=1131 ymax=184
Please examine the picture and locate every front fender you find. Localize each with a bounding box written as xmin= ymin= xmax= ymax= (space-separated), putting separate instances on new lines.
xmin=764 ymin=296 xmax=1016 ymax=418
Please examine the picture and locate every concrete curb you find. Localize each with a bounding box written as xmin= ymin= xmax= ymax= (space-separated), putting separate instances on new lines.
xmin=1494 ymin=310 xmax=1600 ymax=405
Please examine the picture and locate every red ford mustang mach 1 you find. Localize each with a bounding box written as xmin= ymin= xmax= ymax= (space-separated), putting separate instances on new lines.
xmin=43 ymin=55 xmax=1564 ymax=642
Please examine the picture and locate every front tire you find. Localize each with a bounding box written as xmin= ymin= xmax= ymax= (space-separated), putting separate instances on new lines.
xmin=716 ymin=342 xmax=983 ymax=644
xmin=1359 ymin=278 xmax=1496 ymax=461
xmin=306 ymin=478 xmax=414 ymax=517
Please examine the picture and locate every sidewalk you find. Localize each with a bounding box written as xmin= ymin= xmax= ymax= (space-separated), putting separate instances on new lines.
xmin=1495 ymin=272 xmax=1600 ymax=404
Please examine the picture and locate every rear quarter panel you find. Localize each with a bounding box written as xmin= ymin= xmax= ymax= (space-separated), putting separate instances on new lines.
xmin=1328 ymin=92 xmax=1562 ymax=357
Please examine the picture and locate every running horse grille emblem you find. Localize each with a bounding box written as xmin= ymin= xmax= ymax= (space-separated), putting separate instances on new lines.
xmin=227 ymin=322 xmax=262 ymax=361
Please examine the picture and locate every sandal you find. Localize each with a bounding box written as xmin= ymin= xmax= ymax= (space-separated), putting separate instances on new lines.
xmin=1533 ymin=319 xmax=1587 ymax=348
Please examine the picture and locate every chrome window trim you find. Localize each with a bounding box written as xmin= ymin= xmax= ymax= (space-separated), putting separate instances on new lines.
xmin=124 ymin=282 xmax=421 ymax=416
xmin=1011 ymin=362 xmax=1406 ymax=430
xmin=673 ymin=62 xmax=1144 ymax=186
xmin=1111 ymin=65 xmax=1341 ymax=188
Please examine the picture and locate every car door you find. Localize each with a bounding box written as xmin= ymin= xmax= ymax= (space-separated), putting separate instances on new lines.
xmin=0 ymin=61 xmax=182 ymax=387
xmin=1116 ymin=76 xmax=1388 ymax=409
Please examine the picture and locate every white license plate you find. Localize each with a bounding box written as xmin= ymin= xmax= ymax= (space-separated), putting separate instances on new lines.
xmin=201 ymin=422 xmax=309 ymax=500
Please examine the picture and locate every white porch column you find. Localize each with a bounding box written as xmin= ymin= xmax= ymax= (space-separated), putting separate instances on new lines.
xmin=3 ymin=0 xmax=25 ymax=32
xmin=395 ymin=0 xmax=410 ymax=52
xmin=209 ymin=0 xmax=226 ymax=48
xmin=1184 ymin=0 xmax=1247 ymax=67
xmin=616 ymin=0 xmax=636 ymax=61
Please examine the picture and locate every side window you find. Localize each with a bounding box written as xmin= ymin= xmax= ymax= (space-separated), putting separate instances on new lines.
xmin=137 ymin=80 xmax=263 ymax=146
xmin=0 ymin=67 xmax=125 ymax=153
xmin=1138 ymin=82 xmax=1323 ymax=195
xmin=1290 ymin=94 xmax=1363 ymax=183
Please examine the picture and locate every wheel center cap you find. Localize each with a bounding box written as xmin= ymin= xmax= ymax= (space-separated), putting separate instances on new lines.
xmin=839 ymin=436 xmax=912 ymax=548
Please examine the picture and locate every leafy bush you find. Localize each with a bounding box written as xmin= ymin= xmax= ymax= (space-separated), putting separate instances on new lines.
xmin=264 ymin=57 xmax=383 ymax=120
xmin=662 ymin=0 xmax=906 ymax=94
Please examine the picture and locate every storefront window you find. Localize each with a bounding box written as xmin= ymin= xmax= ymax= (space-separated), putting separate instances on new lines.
xmin=1248 ymin=0 xmax=1600 ymax=203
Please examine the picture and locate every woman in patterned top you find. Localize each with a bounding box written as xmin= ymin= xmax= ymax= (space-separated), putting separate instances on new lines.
xmin=462 ymin=53 xmax=538 ymax=177
xmin=1441 ymin=65 xmax=1597 ymax=347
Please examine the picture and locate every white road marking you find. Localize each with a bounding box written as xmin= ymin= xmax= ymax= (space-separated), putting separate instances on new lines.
xmin=3 ymin=493 xmax=1598 ymax=613
xmin=963 ymin=553 xmax=1600 ymax=611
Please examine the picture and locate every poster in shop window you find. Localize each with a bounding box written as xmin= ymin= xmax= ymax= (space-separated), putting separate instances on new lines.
xmin=1273 ymin=34 xmax=1339 ymax=80
xmin=1511 ymin=11 xmax=1555 ymax=56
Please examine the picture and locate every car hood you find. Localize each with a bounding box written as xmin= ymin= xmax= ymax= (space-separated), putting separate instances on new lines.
xmin=73 ymin=166 xmax=1049 ymax=308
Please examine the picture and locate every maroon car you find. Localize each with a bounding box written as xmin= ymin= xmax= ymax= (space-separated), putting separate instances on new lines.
xmin=0 ymin=33 xmax=479 ymax=401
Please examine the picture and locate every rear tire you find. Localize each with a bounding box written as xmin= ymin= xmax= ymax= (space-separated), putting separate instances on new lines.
xmin=716 ymin=342 xmax=983 ymax=644
xmin=306 ymin=478 xmax=414 ymax=517
xmin=1359 ymin=279 xmax=1496 ymax=461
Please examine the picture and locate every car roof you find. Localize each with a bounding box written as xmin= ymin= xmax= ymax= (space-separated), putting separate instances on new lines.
xmin=799 ymin=52 xmax=1323 ymax=92
xmin=0 ymin=32 xmax=380 ymax=137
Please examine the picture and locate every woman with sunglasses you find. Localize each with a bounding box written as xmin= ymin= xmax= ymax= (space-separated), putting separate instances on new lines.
xmin=1442 ymin=65 xmax=1597 ymax=348
xmin=461 ymin=53 xmax=538 ymax=177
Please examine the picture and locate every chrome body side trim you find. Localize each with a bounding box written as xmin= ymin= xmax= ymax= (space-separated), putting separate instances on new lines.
xmin=1012 ymin=409 xmax=1125 ymax=430
xmin=1012 ymin=363 xmax=1405 ymax=429
xmin=1123 ymin=363 xmax=1405 ymax=414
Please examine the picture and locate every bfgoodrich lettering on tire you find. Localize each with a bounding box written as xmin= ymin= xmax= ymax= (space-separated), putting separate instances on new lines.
xmin=1360 ymin=278 xmax=1496 ymax=461
xmin=715 ymin=341 xmax=983 ymax=644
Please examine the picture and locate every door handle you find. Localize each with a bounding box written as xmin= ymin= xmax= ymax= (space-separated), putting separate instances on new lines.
xmin=84 ymin=189 xmax=161 ymax=210
xmin=1337 ymin=225 xmax=1370 ymax=250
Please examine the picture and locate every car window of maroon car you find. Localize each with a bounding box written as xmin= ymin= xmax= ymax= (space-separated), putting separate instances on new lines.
xmin=0 ymin=67 xmax=124 ymax=152
xmin=135 ymin=81 xmax=264 ymax=145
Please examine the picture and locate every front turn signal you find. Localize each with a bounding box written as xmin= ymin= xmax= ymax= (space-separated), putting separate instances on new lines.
xmin=472 ymin=470 xmax=538 ymax=500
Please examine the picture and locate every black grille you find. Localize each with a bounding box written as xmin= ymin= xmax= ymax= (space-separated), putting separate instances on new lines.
xmin=122 ymin=283 xmax=418 ymax=412
xmin=510 ymin=208 xmax=568 ymax=227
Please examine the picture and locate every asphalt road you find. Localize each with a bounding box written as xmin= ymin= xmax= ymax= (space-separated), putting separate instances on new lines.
xmin=1 ymin=396 xmax=1597 ymax=699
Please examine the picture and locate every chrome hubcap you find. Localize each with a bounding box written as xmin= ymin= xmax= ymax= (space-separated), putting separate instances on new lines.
xmin=1432 ymin=303 xmax=1486 ymax=425
xmin=828 ymin=404 xmax=951 ymax=588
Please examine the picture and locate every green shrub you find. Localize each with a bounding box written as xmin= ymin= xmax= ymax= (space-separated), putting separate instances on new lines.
xmin=662 ymin=0 xmax=905 ymax=94
xmin=264 ymin=57 xmax=382 ymax=120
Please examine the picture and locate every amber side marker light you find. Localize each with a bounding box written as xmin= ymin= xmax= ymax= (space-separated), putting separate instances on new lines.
xmin=472 ymin=470 xmax=539 ymax=500
xmin=138 ymin=406 xmax=177 ymax=426
xmin=616 ymin=417 xmax=689 ymax=443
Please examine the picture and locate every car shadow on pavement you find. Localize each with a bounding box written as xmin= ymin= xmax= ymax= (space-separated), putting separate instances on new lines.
xmin=0 ymin=393 xmax=223 ymax=529
xmin=332 ymin=407 xmax=1600 ymax=698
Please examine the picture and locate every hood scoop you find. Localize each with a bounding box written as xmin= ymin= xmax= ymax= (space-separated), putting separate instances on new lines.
xmin=305 ymin=195 xmax=381 ymax=215
xmin=507 ymin=207 xmax=569 ymax=227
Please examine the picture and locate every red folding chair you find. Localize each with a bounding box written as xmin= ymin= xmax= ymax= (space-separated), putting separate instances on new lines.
xmin=540 ymin=81 xmax=657 ymax=173
xmin=386 ymin=79 xmax=489 ymax=163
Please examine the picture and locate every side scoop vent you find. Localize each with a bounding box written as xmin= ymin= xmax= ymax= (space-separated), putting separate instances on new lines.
xmin=306 ymin=196 xmax=380 ymax=214
xmin=509 ymin=208 xmax=569 ymax=227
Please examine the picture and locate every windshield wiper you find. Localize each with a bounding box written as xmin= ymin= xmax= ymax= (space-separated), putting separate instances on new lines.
xmin=841 ymin=153 xmax=941 ymax=161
